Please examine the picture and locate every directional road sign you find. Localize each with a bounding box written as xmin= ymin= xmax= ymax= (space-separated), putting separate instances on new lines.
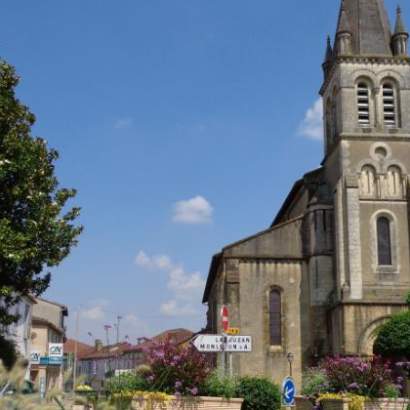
xmin=193 ymin=335 xmax=252 ymax=353
xmin=282 ymin=377 xmax=296 ymax=407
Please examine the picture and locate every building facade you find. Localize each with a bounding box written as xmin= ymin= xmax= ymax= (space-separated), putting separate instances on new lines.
xmin=203 ymin=0 xmax=410 ymax=389
xmin=2 ymin=295 xmax=36 ymax=362
xmin=29 ymin=298 xmax=68 ymax=392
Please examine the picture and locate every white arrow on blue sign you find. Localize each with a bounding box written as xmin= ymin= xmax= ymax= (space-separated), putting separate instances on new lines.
xmin=282 ymin=377 xmax=296 ymax=406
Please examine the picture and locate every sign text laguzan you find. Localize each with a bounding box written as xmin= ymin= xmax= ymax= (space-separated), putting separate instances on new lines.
xmin=193 ymin=334 xmax=252 ymax=353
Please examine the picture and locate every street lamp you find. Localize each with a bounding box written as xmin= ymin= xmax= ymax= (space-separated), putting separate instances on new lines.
xmin=287 ymin=352 xmax=294 ymax=378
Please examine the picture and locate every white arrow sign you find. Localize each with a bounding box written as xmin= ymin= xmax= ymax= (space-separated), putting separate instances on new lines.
xmin=193 ymin=335 xmax=252 ymax=353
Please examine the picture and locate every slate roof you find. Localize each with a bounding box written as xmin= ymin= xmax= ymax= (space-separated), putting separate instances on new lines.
xmin=394 ymin=6 xmax=408 ymax=35
xmin=336 ymin=0 xmax=392 ymax=56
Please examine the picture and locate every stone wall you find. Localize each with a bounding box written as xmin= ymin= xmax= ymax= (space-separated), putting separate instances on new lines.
xmin=234 ymin=260 xmax=305 ymax=389
xmin=132 ymin=397 xmax=243 ymax=410
xmin=321 ymin=398 xmax=410 ymax=410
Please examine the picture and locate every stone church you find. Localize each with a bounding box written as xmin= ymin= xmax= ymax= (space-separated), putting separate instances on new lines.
xmin=202 ymin=0 xmax=410 ymax=388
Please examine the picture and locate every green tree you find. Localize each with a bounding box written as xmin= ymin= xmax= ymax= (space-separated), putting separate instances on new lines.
xmin=0 ymin=60 xmax=82 ymax=337
xmin=373 ymin=311 xmax=410 ymax=359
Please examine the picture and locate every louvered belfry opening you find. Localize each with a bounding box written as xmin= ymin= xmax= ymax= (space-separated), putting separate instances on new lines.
xmin=357 ymin=83 xmax=370 ymax=126
xmin=377 ymin=217 xmax=392 ymax=266
xmin=383 ymin=84 xmax=396 ymax=127
xmin=269 ymin=289 xmax=282 ymax=346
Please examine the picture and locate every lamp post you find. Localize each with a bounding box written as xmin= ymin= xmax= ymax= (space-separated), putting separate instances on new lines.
xmin=287 ymin=352 xmax=294 ymax=378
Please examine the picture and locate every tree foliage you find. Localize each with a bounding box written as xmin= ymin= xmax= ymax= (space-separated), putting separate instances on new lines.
xmin=0 ymin=60 xmax=82 ymax=329
xmin=374 ymin=311 xmax=410 ymax=359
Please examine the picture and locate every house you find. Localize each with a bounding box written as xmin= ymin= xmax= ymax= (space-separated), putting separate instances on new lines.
xmin=203 ymin=0 xmax=410 ymax=389
xmin=77 ymin=328 xmax=193 ymax=390
xmin=29 ymin=298 xmax=68 ymax=392
xmin=2 ymin=295 xmax=36 ymax=363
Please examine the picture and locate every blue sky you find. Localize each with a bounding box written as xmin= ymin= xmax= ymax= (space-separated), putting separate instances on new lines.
xmin=2 ymin=0 xmax=402 ymax=344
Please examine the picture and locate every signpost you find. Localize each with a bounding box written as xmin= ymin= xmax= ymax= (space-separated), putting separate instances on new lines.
xmin=282 ymin=377 xmax=296 ymax=408
xmin=48 ymin=343 xmax=64 ymax=365
xmin=193 ymin=306 xmax=252 ymax=378
xmin=193 ymin=334 xmax=252 ymax=352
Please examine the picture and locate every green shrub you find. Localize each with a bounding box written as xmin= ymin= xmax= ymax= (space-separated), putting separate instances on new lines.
xmin=302 ymin=368 xmax=330 ymax=398
xmin=384 ymin=383 xmax=400 ymax=399
xmin=406 ymin=292 xmax=410 ymax=306
xmin=202 ymin=372 xmax=238 ymax=399
xmin=236 ymin=377 xmax=281 ymax=410
xmin=106 ymin=373 xmax=150 ymax=394
xmin=374 ymin=311 xmax=410 ymax=359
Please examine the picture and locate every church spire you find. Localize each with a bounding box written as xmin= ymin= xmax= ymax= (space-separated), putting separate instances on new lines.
xmin=392 ymin=6 xmax=409 ymax=56
xmin=322 ymin=36 xmax=334 ymax=78
xmin=394 ymin=6 xmax=407 ymax=34
xmin=336 ymin=1 xmax=352 ymax=35
xmin=335 ymin=1 xmax=353 ymax=56
xmin=334 ymin=0 xmax=392 ymax=56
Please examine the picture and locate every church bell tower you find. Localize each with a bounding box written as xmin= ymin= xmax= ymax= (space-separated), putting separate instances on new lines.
xmin=320 ymin=0 xmax=410 ymax=355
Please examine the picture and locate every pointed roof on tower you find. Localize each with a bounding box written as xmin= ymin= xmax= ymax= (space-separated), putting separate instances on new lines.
xmin=324 ymin=36 xmax=333 ymax=62
xmin=394 ymin=6 xmax=408 ymax=36
xmin=335 ymin=0 xmax=392 ymax=56
xmin=336 ymin=1 xmax=352 ymax=34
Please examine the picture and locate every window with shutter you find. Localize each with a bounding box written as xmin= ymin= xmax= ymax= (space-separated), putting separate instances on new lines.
xmin=357 ymin=83 xmax=370 ymax=126
xmin=383 ymin=84 xmax=396 ymax=127
xmin=269 ymin=289 xmax=282 ymax=346
xmin=377 ymin=217 xmax=392 ymax=266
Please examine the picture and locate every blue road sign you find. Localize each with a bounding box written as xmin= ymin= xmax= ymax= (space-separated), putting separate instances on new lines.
xmin=282 ymin=377 xmax=296 ymax=406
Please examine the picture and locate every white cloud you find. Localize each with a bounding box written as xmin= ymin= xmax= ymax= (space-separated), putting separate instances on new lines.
xmin=114 ymin=118 xmax=133 ymax=129
xmin=135 ymin=251 xmax=152 ymax=268
xmin=135 ymin=251 xmax=173 ymax=270
xmin=81 ymin=305 xmax=105 ymax=321
xmin=160 ymin=300 xmax=197 ymax=317
xmin=298 ymin=98 xmax=323 ymax=140
xmin=74 ymin=301 xmax=152 ymax=343
xmin=168 ymin=267 xmax=204 ymax=299
xmin=136 ymin=250 xmax=206 ymax=317
xmin=172 ymin=196 xmax=213 ymax=224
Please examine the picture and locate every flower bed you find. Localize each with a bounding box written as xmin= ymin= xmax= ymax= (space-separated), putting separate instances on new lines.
xmin=131 ymin=395 xmax=243 ymax=410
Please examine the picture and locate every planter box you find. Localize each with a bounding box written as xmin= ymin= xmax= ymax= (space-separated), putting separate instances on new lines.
xmin=321 ymin=398 xmax=410 ymax=410
xmin=295 ymin=396 xmax=314 ymax=410
xmin=132 ymin=396 xmax=243 ymax=410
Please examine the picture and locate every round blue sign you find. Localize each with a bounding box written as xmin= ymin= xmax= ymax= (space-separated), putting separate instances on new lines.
xmin=282 ymin=377 xmax=296 ymax=406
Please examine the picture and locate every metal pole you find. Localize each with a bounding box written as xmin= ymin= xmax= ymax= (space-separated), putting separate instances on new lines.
xmin=73 ymin=310 xmax=79 ymax=391
xmin=116 ymin=316 xmax=122 ymax=344
xmin=229 ymin=352 xmax=233 ymax=377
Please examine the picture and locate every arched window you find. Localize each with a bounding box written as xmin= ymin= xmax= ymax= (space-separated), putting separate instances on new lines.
xmin=357 ymin=82 xmax=370 ymax=126
xmin=386 ymin=166 xmax=402 ymax=197
xmin=269 ymin=289 xmax=282 ymax=345
xmin=382 ymin=83 xmax=396 ymax=127
xmin=377 ymin=217 xmax=392 ymax=266
xmin=359 ymin=165 xmax=376 ymax=197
